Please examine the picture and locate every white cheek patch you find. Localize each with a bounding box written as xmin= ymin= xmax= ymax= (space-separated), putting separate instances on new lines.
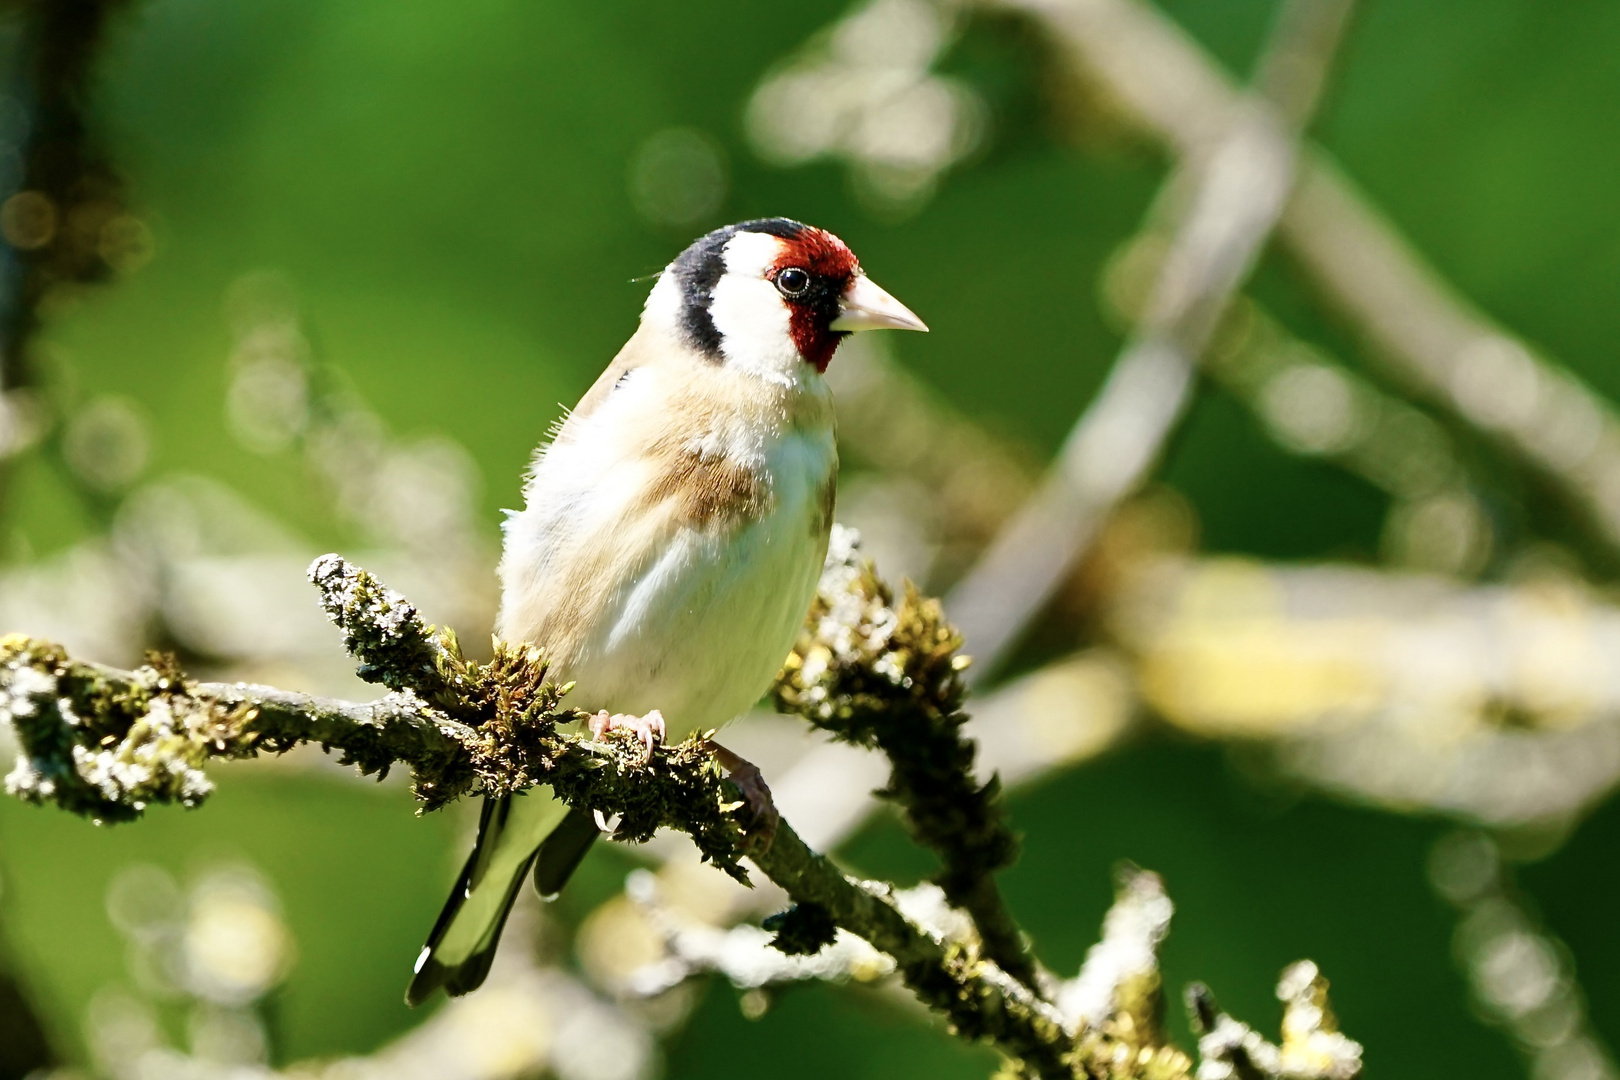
xmin=711 ymin=232 xmax=807 ymax=385
xmin=709 ymin=274 xmax=799 ymax=379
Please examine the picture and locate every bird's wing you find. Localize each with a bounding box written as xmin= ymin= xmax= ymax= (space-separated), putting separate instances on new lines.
xmin=549 ymin=323 xmax=663 ymax=439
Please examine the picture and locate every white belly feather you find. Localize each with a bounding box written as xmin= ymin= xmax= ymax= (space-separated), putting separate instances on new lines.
xmin=496 ymin=361 xmax=836 ymax=737
xmin=578 ymin=440 xmax=829 ymax=731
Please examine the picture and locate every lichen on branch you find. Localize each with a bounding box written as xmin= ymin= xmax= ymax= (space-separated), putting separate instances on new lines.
xmin=0 ymin=557 xmax=753 ymax=880
xmin=2 ymin=637 xmax=229 ymax=821
xmin=775 ymin=525 xmax=1038 ymax=988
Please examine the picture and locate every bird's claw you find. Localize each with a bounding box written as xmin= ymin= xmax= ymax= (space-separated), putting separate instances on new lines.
xmin=709 ymin=741 xmax=779 ymax=851
xmin=589 ymin=709 xmax=666 ymax=763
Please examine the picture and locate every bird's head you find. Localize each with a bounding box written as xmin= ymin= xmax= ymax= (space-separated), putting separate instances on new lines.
xmin=642 ymin=218 xmax=927 ymax=382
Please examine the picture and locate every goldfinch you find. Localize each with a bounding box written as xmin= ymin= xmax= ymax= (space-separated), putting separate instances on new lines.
xmin=407 ymin=218 xmax=927 ymax=1005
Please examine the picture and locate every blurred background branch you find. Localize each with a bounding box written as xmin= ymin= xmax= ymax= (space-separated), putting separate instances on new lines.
xmin=945 ymin=0 xmax=1357 ymax=681
xmin=995 ymin=0 xmax=1620 ymax=565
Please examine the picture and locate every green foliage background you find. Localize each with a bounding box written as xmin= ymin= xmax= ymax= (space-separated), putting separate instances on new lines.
xmin=4 ymin=0 xmax=1619 ymax=1075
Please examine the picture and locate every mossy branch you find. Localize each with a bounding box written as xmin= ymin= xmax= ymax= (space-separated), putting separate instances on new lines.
xmin=0 ymin=551 xmax=1363 ymax=1078
xmin=0 ymin=634 xmax=474 ymax=821
xmin=0 ymin=553 xmax=1079 ymax=1074
xmin=775 ymin=527 xmax=1040 ymax=990
xmin=752 ymin=817 xmax=1075 ymax=1076
xmin=0 ymin=558 xmax=749 ymax=878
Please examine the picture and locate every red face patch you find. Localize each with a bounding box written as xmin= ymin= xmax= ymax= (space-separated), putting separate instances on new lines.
xmin=767 ymin=228 xmax=861 ymax=374
xmin=775 ymin=227 xmax=859 ymax=281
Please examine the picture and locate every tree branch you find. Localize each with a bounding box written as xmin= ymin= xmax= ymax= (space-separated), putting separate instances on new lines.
xmin=751 ymin=814 xmax=1073 ymax=1076
xmin=776 ymin=526 xmax=1041 ymax=991
xmin=0 ymin=547 xmax=1370 ymax=1078
xmin=0 ymin=634 xmax=475 ymax=821
xmin=0 ymin=552 xmax=1084 ymax=1075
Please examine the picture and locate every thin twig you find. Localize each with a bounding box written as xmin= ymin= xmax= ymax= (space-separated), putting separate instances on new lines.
xmin=947 ymin=0 xmax=1357 ymax=682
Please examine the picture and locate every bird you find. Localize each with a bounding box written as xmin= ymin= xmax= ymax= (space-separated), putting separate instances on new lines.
xmin=406 ymin=217 xmax=927 ymax=1005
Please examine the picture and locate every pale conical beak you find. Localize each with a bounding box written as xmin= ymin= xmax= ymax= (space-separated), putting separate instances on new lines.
xmin=829 ymin=274 xmax=929 ymax=333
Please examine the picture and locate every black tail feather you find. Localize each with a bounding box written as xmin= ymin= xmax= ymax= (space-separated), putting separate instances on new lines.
xmin=406 ymin=845 xmax=539 ymax=1005
xmin=533 ymin=806 xmax=601 ymax=898
xmin=405 ymin=796 xmax=537 ymax=1007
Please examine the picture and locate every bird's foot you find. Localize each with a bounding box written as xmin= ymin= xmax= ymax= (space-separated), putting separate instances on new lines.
xmin=708 ymin=741 xmax=779 ymax=852
xmin=588 ymin=709 xmax=666 ymax=763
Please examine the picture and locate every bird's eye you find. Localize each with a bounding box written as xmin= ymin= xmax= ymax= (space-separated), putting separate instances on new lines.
xmin=775 ymin=267 xmax=811 ymax=298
